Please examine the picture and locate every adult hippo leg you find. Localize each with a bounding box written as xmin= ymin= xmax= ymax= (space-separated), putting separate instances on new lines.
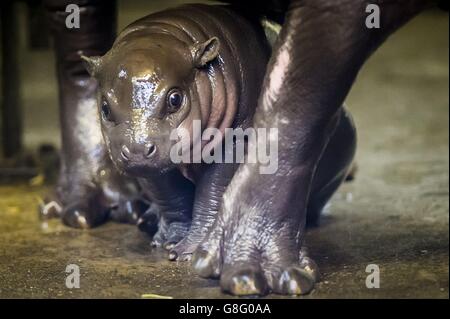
xmin=193 ymin=0 xmax=436 ymax=295
xmin=41 ymin=0 xmax=146 ymax=228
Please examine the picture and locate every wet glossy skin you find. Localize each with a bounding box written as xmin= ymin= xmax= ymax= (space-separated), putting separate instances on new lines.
xmin=83 ymin=4 xmax=271 ymax=249
xmin=42 ymin=0 xmax=439 ymax=297
xmin=85 ymin=3 xmax=358 ymax=295
xmin=191 ymin=0 xmax=438 ymax=295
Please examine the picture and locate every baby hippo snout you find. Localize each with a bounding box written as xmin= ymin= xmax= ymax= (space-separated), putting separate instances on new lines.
xmin=120 ymin=143 xmax=157 ymax=161
xmin=114 ymin=134 xmax=175 ymax=175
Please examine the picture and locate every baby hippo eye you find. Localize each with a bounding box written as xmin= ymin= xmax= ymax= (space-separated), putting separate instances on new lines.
xmin=101 ymin=98 xmax=114 ymax=122
xmin=167 ymin=88 xmax=183 ymax=113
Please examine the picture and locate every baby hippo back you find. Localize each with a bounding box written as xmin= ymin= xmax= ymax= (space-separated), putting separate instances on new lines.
xmin=116 ymin=4 xmax=271 ymax=135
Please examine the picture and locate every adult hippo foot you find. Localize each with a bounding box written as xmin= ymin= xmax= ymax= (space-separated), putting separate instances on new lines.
xmin=191 ymin=167 xmax=320 ymax=296
xmin=60 ymin=188 xmax=108 ymax=229
xmin=38 ymin=192 xmax=63 ymax=220
xmin=192 ymin=215 xmax=319 ymax=295
xmin=39 ymin=186 xmax=107 ymax=229
xmin=40 ymin=182 xmax=149 ymax=230
xmin=61 ymin=196 xmax=149 ymax=229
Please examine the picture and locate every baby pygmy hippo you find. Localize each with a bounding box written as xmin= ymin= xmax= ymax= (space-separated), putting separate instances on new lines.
xmin=82 ymin=4 xmax=271 ymax=258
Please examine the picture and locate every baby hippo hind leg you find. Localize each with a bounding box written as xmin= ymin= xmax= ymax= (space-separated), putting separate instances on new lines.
xmin=306 ymin=107 xmax=357 ymax=227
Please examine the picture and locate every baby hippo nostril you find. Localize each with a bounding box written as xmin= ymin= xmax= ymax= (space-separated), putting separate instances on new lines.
xmin=121 ymin=145 xmax=131 ymax=161
xmin=145 ymin=143 xmax=156 ymax=158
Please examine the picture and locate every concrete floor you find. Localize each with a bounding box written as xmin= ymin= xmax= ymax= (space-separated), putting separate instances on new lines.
xmin=0 ymin=3 xmax=448 ymax=298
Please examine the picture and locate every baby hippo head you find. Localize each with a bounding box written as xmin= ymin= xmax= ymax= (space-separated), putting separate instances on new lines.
xmin=82 ymin=35 xmax=220 ymax=176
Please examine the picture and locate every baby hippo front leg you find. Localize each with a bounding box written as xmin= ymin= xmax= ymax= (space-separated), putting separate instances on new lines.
xmin=138 ymin=170 xmax=195 ymax=249
xmin=169 ymin=161 xmax=240 ymax=261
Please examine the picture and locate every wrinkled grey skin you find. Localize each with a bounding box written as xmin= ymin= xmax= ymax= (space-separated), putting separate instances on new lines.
xmin=191 ymin=0 xmax=439 ymax=295
xmin=40 ymin=0 xmax=150 ymax=230
xmin=82 ymin=4 xmax=271 ymax=249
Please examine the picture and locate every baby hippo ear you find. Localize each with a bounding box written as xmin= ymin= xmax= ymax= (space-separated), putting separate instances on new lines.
xmin=80 ymin=55 xmax=102 ymax=77
xmin=191 ymin=37 xmax=220 ymax=68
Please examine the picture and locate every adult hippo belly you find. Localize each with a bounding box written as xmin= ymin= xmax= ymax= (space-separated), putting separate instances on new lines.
xmin=81 ymin=4 xmax=272 ymax=253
